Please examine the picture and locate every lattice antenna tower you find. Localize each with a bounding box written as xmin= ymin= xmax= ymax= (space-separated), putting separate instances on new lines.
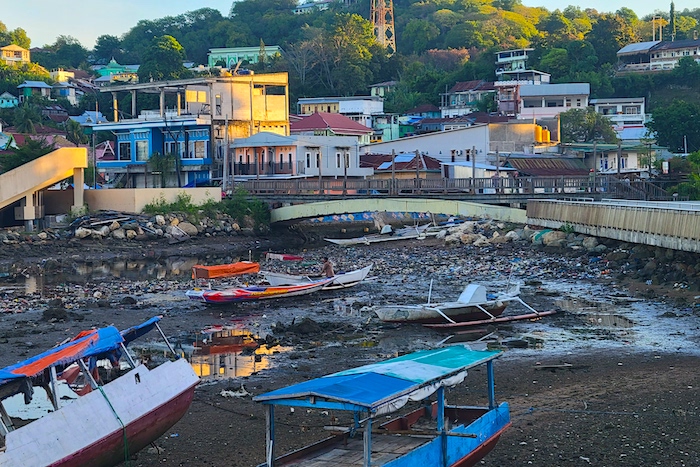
xmin=371 ymin=0 xmax=396 ymax=56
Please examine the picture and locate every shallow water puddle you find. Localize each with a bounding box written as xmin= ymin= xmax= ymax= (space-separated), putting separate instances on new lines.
xmin=163 ymin=325 xmax=292 ymax=380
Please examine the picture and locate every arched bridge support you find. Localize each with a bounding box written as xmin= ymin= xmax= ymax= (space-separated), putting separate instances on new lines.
xmin=270 ymin=198 xmax=527 ymax=224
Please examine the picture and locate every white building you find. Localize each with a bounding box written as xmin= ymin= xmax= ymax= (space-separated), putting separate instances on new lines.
xmin=362 ymin=125 xmax=490 ymax=165
xmin=590 ymin=97 xmax=651 ymax=142
xmin=298 ymin=96 xmax=384 ymax=129
xmin=518 ymin=83 xmax=590 ymax=120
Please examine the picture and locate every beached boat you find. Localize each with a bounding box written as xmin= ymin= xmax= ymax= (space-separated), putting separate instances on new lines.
xmin=185 ymin=278 xmax=333 ymax=304
xmin=375 ymin=283 xmax=517 ymax=324
xmin=261 ymin=264 xmax=373 ymax=290
xmin=325 ymin=224 xmax=433 ymax=246
xmin=254 ymin=345 xmax=510 ymax=467
xmin=0 ymin=316 xmax=199 ymax=467
xmin=191 ymin=260 xmax=260 ymax=280
xmin=376 ymin=283 xmax=557 ymax=329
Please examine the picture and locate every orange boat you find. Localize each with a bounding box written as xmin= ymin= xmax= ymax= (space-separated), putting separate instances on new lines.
xmin=191 ymin=261 xmax=260 ymax=280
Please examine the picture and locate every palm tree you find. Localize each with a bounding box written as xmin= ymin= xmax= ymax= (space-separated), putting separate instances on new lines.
xmin=12 ymin=103 xmax=42 ymax=134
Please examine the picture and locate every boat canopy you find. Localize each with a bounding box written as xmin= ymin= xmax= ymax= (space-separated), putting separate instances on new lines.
xmin=254 ymin=346 xmax=503 ymax=416
xmin=1 ymin=316 xmax=164 ymax=389
xmin=0 ymin=326 xmax=123 ymax=387
xmin=192 ymin=261 xmax=260 ymax=280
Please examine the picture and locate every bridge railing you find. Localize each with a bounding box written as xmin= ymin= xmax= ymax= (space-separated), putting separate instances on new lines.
xmin=238 ymin=175 xmax=669 ymax=198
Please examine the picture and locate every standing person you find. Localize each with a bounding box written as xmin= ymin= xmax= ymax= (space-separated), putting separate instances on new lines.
xmin=320 ymin=257 xmax=335 ymax=277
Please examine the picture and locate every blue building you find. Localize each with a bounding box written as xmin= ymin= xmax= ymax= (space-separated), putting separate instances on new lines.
xmin=95 ymin=113 xmax=213 ymax=188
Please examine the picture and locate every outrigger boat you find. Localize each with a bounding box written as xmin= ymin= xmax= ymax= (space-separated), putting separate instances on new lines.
xmin=261 ymin=264 xmax=373 ymax=290
xmin=325 ymin=224 xmax=433 ymax=246
xmin=185 ymin=278 xmax=334 ymax=304
xmin=376 ymin=283 xmax=556 ymax=329
xmin=0 ymin=316 xmax=199 ymax=467
xmin=254 ymin=345 xmax=510 ymax=467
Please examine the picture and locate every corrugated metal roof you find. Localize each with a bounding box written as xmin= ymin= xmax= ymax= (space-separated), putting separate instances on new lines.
xmin=652 ymin=39 xmax=700 ymax=51
xmin=519 ymin=83 xmax=590 ymax=97
xmin=291 ymin=112 xmax=372 ymax=135
xmin=617 ymin=41 xmax=661 ymax=55
xmin=254 ymin=346 xmax=502 ymax=414
xmin=508 ymin=157 xmax=589 ymax=176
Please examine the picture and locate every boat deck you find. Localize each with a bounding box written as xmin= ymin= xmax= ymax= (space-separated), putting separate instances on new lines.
xmin=277 ymin=432 xmax=432 ymax=466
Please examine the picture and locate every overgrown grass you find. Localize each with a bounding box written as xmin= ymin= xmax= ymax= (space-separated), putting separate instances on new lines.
xmin=142 ymin=189 xmax=270 ymax=229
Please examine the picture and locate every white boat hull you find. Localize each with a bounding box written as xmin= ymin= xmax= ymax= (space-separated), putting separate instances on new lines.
xmin=262 ymin=265 xmax=373 ymax=289
xmin=1 ymin=359 xmax=199 ymax=467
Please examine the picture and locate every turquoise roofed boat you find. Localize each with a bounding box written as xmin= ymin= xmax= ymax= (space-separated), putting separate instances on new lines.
xmin=254 ymin=345 xmax=511 ymax=466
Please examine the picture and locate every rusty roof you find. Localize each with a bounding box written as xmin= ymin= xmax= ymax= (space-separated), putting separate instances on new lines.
xmin=507 ymin=157 xmax=589 ymax=176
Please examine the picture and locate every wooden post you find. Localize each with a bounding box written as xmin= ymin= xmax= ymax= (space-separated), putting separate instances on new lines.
xmin=391 ymin=149 xmax=396 ymax=195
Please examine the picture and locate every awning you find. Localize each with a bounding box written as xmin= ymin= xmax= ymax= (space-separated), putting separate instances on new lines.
xmin=254 ymin=346 xmax=502 ymax=415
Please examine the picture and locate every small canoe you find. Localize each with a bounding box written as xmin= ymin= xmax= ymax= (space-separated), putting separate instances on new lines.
xmin=191 ymin=261 xmax=260 ymax=280
xmin=261 ymin=264 xmax=373 ymax=290
xmin=325 ymin=224 xmax=433 ymax=246
xmin=185 ymin=278 xmax=333 ymax=304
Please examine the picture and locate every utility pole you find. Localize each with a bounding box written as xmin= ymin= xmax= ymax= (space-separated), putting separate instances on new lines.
xmin=471 ymin=145 xmax=476 ymax=194
xmin=391 ymin=149 xmax=396 ymax=195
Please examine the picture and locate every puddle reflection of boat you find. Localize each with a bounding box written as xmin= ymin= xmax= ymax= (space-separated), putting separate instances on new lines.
xmin=0 ymin=316 xmax=199 ymax=467
xmin=254 ymin=345 xmax=510 ymax=467
xmin=193 ymin=326 xmax=262 ymax=356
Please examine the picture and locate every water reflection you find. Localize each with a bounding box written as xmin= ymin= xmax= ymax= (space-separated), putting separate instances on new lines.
xmin=178 ymin=326 xmax=291 ymax=380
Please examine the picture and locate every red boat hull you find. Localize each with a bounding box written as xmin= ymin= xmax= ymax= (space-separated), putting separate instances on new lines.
xmin=50 ymin=383 xmax=197 ymax=467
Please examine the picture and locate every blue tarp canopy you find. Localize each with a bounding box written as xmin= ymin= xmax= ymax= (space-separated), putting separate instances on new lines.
xmin=121 ymin=315 xmax=161 ymax=345
xmin=0 ymin=327 xmax=124 ymax=387
xmin=254 ymin=346 xmax=502 ymax=414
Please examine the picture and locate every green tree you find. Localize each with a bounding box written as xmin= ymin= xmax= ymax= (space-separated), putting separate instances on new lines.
xmin=560 ymin=107 xmax=618 ymax=143
xmin=137 ymin=35 xmax=190 ymax=82
xmin=12 ymin=104 xmax=43 ymax=134
xmin=64 ymin=119 xmax=88 ymax=146
xmin=32 ymin=36 xmax=88 ymax=69
xmin=585 ymin=14 xmax=638 ymax=66
xmin=647 ymin=100 xmax=700 ymax=153
xmin=0 ymin=138 xmax=55 ymax=172
xmin=93 ymin=35 xmax=124 ymax=64
xmin=148 ymin=152 xmax=177 ymax=188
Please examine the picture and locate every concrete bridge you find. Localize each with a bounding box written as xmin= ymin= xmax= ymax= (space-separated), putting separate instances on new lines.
xmin=271 ymin=197 xmax=700 ymax=254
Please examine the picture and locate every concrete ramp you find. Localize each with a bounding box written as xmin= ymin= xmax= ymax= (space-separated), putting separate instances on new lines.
xmin=0 ymin=147 xmax=88 ymax=218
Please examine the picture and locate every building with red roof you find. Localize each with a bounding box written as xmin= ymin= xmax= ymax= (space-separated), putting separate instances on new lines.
xmin=291 ymin=112 xmax=374 ymax=145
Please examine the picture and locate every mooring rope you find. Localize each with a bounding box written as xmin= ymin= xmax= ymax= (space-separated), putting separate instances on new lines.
xmin=98 ymin=386 xmax=130 ymax=466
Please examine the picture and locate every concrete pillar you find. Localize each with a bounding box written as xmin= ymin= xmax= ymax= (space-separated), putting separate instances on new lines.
xmin=15 ymin=195 xmax=36 ymax=232
xmin=131 ymin=90 xmax=137 ymax=118
xmin=72 ymin=168 xmax=85 ymax=214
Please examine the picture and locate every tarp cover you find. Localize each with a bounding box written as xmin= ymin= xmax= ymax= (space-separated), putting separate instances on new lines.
xmin=192 ymin=261 xmax=260 ymax=279
xmin=0 ymin=327 xmax=124 ymax=387
xmin=254 ymin=346 xmax=502 ymax=413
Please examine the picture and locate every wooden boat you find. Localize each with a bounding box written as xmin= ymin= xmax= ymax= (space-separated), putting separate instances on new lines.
xmin=325 ymin=224 xmax=433 ymax=246
xmin=191 ymin=260 xmax=260 ymax=280
xmin=185 ymin=278 xmax=333 ymax=304
xmin=375 ymin=284 xmax=517 ymax=324
xmin=0 ymin=316 xmax=199 ymax=467
xmin=254 ymin=345 xmax=510 ymax=467
xmin=261 ymin=264 xmax=373 ymax=290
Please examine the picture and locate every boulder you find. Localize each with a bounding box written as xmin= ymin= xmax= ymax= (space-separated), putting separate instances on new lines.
xmin=541 ymin=230 xmax=567 ymax=246
xmin=97 ymin=226 xmax=111 ymax=237
xmin=112 ymin=228 xmax=126 ymax=240
xmin=178 ymin=222 xmax=199 ymax=236
xmin=155 ymin=215 xmax=166 ymax=226
xmin=126 ymin=229 xmax=137 ymax=240
xmin=109 ymin=221 xmax=120 ymax=231
xmin=170 ymin=218 xmax=180 ymax=227
xmin=582 ymin=236 xmax=599 ymax=250
xmin=74 ymin=227 xmax=91 ymax=239
xmin=37 ymin=232 xmax=48 ymax=240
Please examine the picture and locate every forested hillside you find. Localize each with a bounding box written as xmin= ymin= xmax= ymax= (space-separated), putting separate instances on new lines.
xmin=2 ymin=1 xmax=700 ymax=122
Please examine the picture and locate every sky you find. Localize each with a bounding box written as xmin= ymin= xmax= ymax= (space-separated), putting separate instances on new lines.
xmin=2 ymin=0 xmax=697 ymax=50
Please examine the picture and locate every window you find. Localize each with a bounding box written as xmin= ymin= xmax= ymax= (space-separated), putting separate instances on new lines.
xmin=187 ymin=141 xmax=207 ymax=159
xmin=316 ymin=153 xmax=320 ymax=168
xmin=306 ymin=152 xmax=311 ymax=168
xmin=288 ymin=153 xmax=292 ymax=170
xmin=136 ymin=141 xmax=148 ymax=161
xmin=279 ymin=153 xmax=283 ymax=166
xmin=118 ymin=142 xmax=131 ymax=161
xmin=336 ymin=152 xmax=341 ymax=168
xmin=165 ymin=142 xmax=183 ymax=157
